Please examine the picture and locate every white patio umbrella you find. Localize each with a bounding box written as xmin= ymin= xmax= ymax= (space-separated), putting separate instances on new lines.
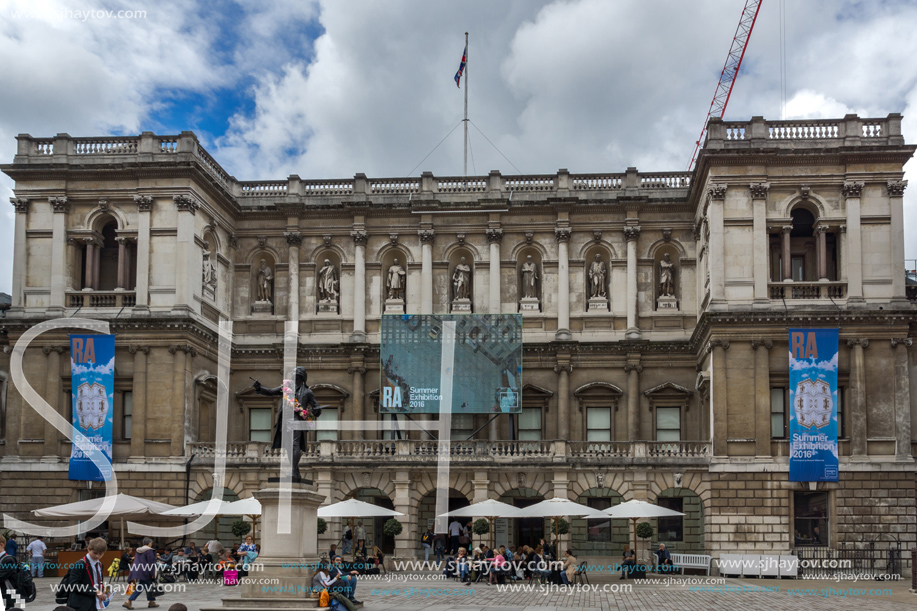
xmin=33 ymin=493 xmax=176 ymax=544
xmin=162 ymin=498 xmax=240 ymax=540
xmin=507 ymin=498 xmax=607 ymax=547
xmin=438 ymin=499 xmax=518 ymax=549
xmin=222 ymin=497 xmax=262 ymax=542
xmin=603 ymin=499 xmax=685 ymax=558
xmin=319 ymin=499 xmax=403 ymax=558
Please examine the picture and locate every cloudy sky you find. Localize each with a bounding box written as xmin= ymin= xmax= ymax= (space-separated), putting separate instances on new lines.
xmin=2 ymin=0 xmax=917 ymax=294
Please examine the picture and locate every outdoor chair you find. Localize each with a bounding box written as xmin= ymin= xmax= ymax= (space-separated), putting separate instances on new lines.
xmin=573 ymin=560 xmax=589 ymax=585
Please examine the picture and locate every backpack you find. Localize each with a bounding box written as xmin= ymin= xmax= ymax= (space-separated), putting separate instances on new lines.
xmin=0 ymin=552 xmax=36 ymax=603
xmin=344 ymin=529 xmax=352 ymax=541
xmin=421 ymin=532 xmax=432 ymax=545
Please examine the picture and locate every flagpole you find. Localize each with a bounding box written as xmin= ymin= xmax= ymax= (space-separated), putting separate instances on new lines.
xmin=463 ymin=31 xmax=468 ymax=180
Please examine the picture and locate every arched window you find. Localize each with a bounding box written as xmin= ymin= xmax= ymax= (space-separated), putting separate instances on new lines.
xmin=79 ymin=218 xmax=136 ymax=292
xmin=770 ymin=204 xmax=838 ymax=284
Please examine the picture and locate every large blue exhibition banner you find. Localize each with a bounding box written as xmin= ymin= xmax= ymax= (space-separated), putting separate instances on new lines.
xmin=69 ymin=334 xmax=115 ymax=481
xmin=788 ymin=328 xmax=839 ymax=482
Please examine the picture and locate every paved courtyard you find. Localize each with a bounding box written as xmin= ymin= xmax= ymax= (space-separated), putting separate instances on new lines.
xmin=25 ymin=571 xmax=916 ymax=611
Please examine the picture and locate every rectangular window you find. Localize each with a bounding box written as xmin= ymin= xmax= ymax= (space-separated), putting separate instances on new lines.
xmin=655 ymin=407 xmax=681 ymax=442
xmin=122 ymin=391 xmax=132 ymax=440
xmin=836 ymin=387 xmax=845 ymax=438
xmin=518 ymin=407 xmax=542 ymax=440
xmin=794 ymin=491 xmax=828 ymax=546
xmin=657 ymin=497 xmax=684 ymax=542
xmin=586 ymin=407 xmax=611 ymax=442
xmin=771 ymin=388 xmax=787 ymax=438
xmin=792 ymin=256 xmax=805 ymax=281
xmin=316 ymin=408 xmax=338 ymax=441
xmin=451 ymin=413 xmax=474 ymax=440
xmin=249 ymin=408 xmax=272 ymax=443
xmin=382 ymin=414 xmax=406 ymax=441
xmin=586 ymin=498 xmax=611 ymax=542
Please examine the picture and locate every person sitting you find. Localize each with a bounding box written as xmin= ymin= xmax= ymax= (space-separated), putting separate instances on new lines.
xmin=353 ymin=539 xmax=368 ymax=562
xmin=621 ymin=544 xmax=636 ymax=579
xmin=489 ymin=549 xmax=508 ymax=585
xmin=310 ymin=564 xmax=333 ymax=599
xmin=654 ymin=543 xmax=673 ymax=572
xmin=329 ymin=544 xmax=338 ymax=560
xmin=199 ymin=545 xmax=214 ymax=579
xmin=172 ymin=548 xmax=190 ymax=581
xmin=239 ymin=546 xmax=258 ymax=578
xmin=327 ymin=555 xmax=361 ymax=606
xmin=184 ymin=543 xmax=200 ymax=582
xmin=214 ymin=550 xmax=232 ymax=579
xmin=531 ymin=545 xmax=550 ymax=583
xmin=119 ymin=547 xmax=134 ymax=580
xmin=237 ymin=536 xmax=256 ymax=562
xmin=561 ymin=549 xmax=577 ymax=585
xmin=456 ymin=547 xmax=471 ymax=584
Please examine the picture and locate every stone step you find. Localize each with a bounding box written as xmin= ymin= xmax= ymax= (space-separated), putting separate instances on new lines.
xmin=199 ymin=597 xmax=324 ymax=610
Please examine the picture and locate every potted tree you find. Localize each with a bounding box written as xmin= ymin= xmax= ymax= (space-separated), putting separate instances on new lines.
xmin=636 ymin=521 xmax=654 ymax=567
xmin=383 ymin=518 xmax=403 ymax=571
xmin=472 ymin=518 xmax=490 ymax=549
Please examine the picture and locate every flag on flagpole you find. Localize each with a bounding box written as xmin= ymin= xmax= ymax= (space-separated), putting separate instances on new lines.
xmin=454 ymin=43 xmax=467 ymax=87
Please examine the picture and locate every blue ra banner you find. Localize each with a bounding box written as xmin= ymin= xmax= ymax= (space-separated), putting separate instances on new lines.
xmin=788 ymin=328 xmax=839 ymax=482
xmin=69 ymin=334 xmax=115 ymax=481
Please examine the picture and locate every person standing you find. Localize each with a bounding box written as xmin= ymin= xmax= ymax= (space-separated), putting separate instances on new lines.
xmin=421 ymin=527 xmax=434 ymax=563
xmin=448 ymin=519 xmax=462 ymax=555
xmin=26 ymin=535 xmax=47 ymax=578
xmin=65 ymin=537 xmax=109 ymax=611
xmin=354 ymin=521 xmax=367 ymax=545
xmin=3 ymin=534 xmax=17 ymax=562
xmin=124 ymin=537 xmax=158 ymax=609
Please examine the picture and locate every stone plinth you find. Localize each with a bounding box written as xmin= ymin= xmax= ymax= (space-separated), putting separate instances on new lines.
xmin=252 ymin=300 xmax=274 ymax=315
xmin=451 ymin=298 xmax=471 ymax=312
xmin=317 ymin=300 xmax=338 ymax=314
xmin=384 ymin=298 xmax=405 ymax=314
xmin=202 ymin=482 xmax=324 ymax=611
xmin=519 ymin=297 xmax=540 ymax=312
xmin=587 ymin=297 xmax=608 ymax=312
xmin=657 ymin=295 xmax=678 ymax=310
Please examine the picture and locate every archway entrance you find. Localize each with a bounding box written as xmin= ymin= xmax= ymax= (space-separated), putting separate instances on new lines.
xmin=497 ymin=488 xmax=545 ymax=550
xmin=193 ymin=488 xmax=240 ymax=546
xmin=656 ymin=488 xmax=705 ymax=554
xmin=346 ymin=487 xmax=397 ymax=554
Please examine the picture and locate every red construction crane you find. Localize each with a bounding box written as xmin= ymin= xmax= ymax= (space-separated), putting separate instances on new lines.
xmin=688 ymin=0 xmax=763 ymax=169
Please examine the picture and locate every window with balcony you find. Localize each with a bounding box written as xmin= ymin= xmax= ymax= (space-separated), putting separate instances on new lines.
xmin=316 ymin=407 xmax=338 ymax=441
xmin=312 ymin=384 xmax=349 ymax=442
xmin=122 ymin=391 xmax=132 ymax=440
xmin=575 ymin=382 xmax=622 ymax=441
xmin=586 ymin=498 xmax=612 ymax=542
xmin=451 ymin=413 xmax=474 ymax=440
xmin=655 ymin=407 xmax=681 ymax=442
xmin=645 ymin=382 xmax=692 ymax=443
xmin=518 ymin=407 xmax=542 ymax=440
xmin=249 ymin=408 xmax=272 ymax=443
xmin=382 ymin=414 xmax=406 ymax=440
xmin=771 ymin=387 xmax=787 ymax=438
xmin=586 ymin=407 xmax=611 ymax=441
xmin=657 ymin=497 xmax=684 ymax=542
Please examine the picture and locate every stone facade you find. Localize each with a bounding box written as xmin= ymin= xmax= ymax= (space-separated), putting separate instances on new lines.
xmin=0 ymin=115 xmax=915 ymax=570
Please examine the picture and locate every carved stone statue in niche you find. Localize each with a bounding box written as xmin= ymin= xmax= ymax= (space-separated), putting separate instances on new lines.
xmin=588 ymin=254 xmax=606 ymax=298
xmin=453 ymin=257 xmax=471 ymax=300
xmin=659 ymin=253 xmax=675 ymax=297
xmin=318 ymin=259 xmax=339 ymax=303
xmin=257 ymin=259 xmax=274 ymax=303
xmin=202 ymin=247 xmax=217 ymax=300
xmin=387 ymin=258 xmax=406 ymax=300
xmin=521 ymin=255 xmax=538 ymax=299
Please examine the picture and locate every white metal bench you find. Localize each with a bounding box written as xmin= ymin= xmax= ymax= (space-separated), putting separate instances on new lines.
xmin=670 ymin=553 xmax=712 ymax=575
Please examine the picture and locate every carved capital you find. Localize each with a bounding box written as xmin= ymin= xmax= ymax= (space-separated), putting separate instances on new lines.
xmin=623 ymin=226 xmax=641 ymax=242
xmin=846 ymin=339 xmax=869 ymax=349
xmin=749 ymin=183 xmax=770 ymax=199
xmin=623 ymin=363 xmax=643 ymax=374
xmin=284 ymin=231 xmax=303 ymax=247
xmin=839 ymin=224 xmax=846 ymax=234
xmin=814 ymin=225 xmax=828 ymax=236
xmin=115 ymin=236 xmax=134 ymax=245
xmin=128 ymin=345 xmax=150 ymax=355
xmin=781 ymin=225 xmax=793 ymax=235
xmin=173 ymin=194 xmax=198 ymax=214
xmin=168 ymin=344 xmax=197 ymax=357
xmin=707 ymin=184 xmax=727 ymax=200
xmin=133 ymin=194 xmax=153 ymax=212
xmin=842 ymin=182 xmax=864 ymax=198
xmin=890 ymin=338 xmax=913 ymax=348
xmin=554 ymin=227 xmax=571 ymax=243
xmin=350 ymin=230 xmax=368 ymax=246
xmin=347 ymin=366 xmax=368 ymax=375
xmin=886 ymin=180 xmax=908 ymax=197
xmin=50 ymin=196 xmax=70 ymax=213
xmin=751 ymin=340 xmax=773 ymax=350
xmin=553 ymin=363 xmax=573 ymax=374
xmin=11 ymin=197 xmax=30 ymax=214
xmin=799 ymin=184 xmax=811 ymax=200
xmin=42 ymin=346 xmax=65 ymax=355
xmin=418 ymin=229 xmax=435 ymax=244
xmin=82 ymin=236 xmax=103 ymax=249
xmin=706 ymin=339 xmax=730 ymax=354
xmin=485 ymin=228 xmax=504 ymax=244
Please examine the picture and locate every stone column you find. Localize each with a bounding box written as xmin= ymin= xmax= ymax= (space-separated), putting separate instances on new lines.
xmin=555 ymin=227 xmax=571 ymax=340
xmin=707 ymin=186 xmax=727 ymax=305
xmin=842 ymin=182 xmax=864 ymax=301
xmin=82 ymin=238 xmax=97 ymax=290
xmin=624 ymin=225 xmax=641 ymax=339
xmin=285 ymin=232 xmax=302 ymax=320
xmin=887 ymin=181 xmax=908 ymax=300
xmin=173 ymin=194 xmax=198 ymax=313
xmin=350 ymin=230 xmax=367 ymax=342
xmin=134 ymin=195 xmax=152 ymax=312
xmin=625 ymin=357 xmax=641 ymax=441
xmin=750 ymin=184 xmax=770 ymax=307
xmin=472 ymin=471 xmax=490 ymax=504
xmin=419 ymin=230 xmax=435 ymax=315
xmin=753 ymin=340 xmax=772 ymax=457
xmin=839 ymin=225 xmax=847 ymax=281
xmin=486 ymin=229 xmax=503 ymax=314
xmin=393 ymin=471 xmax=416 ymax=559
xmin=43 ymin=346 xmax=63 ymax=455
xmin=169 ymin=345 xmax=193 ymax=456
xmin=815 ymin=226 xmax=828 ymax=281
xmin=891 ymin=338 xmax=912 ymax=461
xmin=128 ymin=346 xmax=149 ymax=458
xmin=349 ymin=351 xmax=366 ymax=441
xmin=781 ymin=226 xmax=792 ymax=282
xmin=554 ymin=355 xmax=571 ymax=441
xmin=49 ymin=197 xmax=69 ymax=311
xmin=710 ymin=340 xmax=729 ymax=455
xmin=10 ymin=198 xmax=29 ymax=309
xmin=847 ymin=339 xmax=868 ymax=458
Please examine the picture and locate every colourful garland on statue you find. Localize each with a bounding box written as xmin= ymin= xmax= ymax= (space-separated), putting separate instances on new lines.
xmin=282 ymin=379 xmax=317 ymax=430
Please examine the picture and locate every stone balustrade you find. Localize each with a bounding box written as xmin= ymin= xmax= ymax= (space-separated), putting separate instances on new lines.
xmin=67 ymin=291 xmax=136 ymax=308
xmin=768 ymin=282 xmax=847 ymax=300
xmin=707 ymin=113 xmax=904 ymax=150
xmin=187 ymin=439 xmax=711 ymax=466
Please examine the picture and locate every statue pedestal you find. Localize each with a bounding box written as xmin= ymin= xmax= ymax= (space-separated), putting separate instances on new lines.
xmin=384 ymin=298 xmax=405 ymax=314
xmin=519 ymin=297 xmax=540 ymax=313
xmin=201 ymin=482 xmax=324 ymax=611
xmin=656 ymin=295 xmax=678 ymax=310
xmin=451 ymin=298 xmax=472 ymax=312
xmin=317 ymin=299 xmax=338 ymax=314
xmin=203 ymin=285 xmax=216 ymax=301
xmin=252 ymin=300 xmax=273 ymax=315
xmin=587 ymin=297 xmax=608 ymax=312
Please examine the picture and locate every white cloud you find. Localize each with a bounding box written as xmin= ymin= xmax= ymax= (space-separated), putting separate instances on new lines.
xmin=71 ymin=355 xmax=115 ymax=376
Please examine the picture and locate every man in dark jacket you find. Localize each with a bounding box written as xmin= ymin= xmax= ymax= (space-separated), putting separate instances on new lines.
xmin=0 ymin=534 xmax=21 ymax=610
xmin=253 ymin=367 xmax=321 ymax=479
xmin=124 ymin=537 xmax=158 ymax=609
xmin=66 ymin=537 xmax=109 ymax=611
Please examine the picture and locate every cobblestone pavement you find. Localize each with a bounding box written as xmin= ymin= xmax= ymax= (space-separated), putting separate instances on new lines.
xmin=25 ymin=572 xmax=916 ymax=611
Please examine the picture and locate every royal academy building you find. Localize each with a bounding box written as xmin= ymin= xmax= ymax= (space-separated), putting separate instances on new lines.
xmin=1 ymin=114 xmax=915 ymax=571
